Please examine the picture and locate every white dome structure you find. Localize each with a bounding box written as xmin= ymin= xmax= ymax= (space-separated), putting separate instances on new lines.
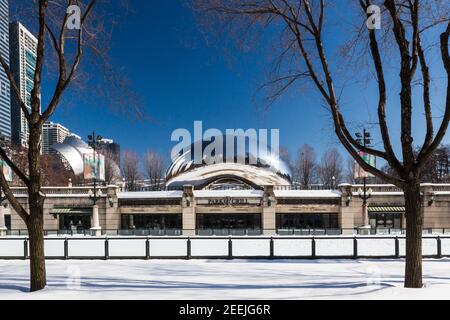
xmin=51 ymin=136 xmax=92 ymax=175
xmin=51 ymin=135 xmax=120 ymax=178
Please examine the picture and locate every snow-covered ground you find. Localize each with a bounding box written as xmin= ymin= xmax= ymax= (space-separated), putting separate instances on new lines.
xmin=1 ymin=259 xmax=450 ymax=299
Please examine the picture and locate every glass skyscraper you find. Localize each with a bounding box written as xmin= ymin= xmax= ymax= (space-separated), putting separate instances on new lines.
xmin=0 ymin=0 xmax=10 ymax=139
xmin=9 ymin=21 xmax=38 ymax=148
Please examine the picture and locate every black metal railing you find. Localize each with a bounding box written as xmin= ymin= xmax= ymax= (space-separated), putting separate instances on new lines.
xmin=4 ymin=228 xmax=450 ymax=237
xmin=124 ymin=185 xmax=184 ymax=192
xmin=277 ymin=228 xmax=450 ymax=235
xmin=274 ymin=185 xmax=337 ymax=191
xmin=104 ymin=229 xmax=183 ymax=236
xmin=196 ymin=229 xmax=262 ymax=236
xmin=0 ymin=235 xmax=448 ymax=260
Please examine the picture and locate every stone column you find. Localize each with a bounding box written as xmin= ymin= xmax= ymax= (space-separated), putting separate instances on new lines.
xmin=339 ymin=184 xmax=356 ymax=235
xmin=90 ymin=205 xmax=102 ymax=236
xmin=0 ymin=206 xmax=7 ymax=237
xmin=182 ymin=185 xmax=196 ymax=236
xmin=129 ymin=215 xmax=135 ymax=229
xmin=262 ymin=186 xmax=276 ymax=235
xmin=357 ymin=201 xmax=372 ymax=235
xmin=105 ymin=185 xmax=120 ymax=231
xmin=421 ymin=183 xmax=433 ymax=230
xmin=362 ymin=202 xmax=369 ymax=226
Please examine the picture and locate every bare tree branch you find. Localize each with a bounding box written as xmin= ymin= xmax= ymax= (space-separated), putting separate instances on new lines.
xmin=416 ymin=22 xmax=450 ymax=168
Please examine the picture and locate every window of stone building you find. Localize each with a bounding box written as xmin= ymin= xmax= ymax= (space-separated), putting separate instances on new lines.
xmin=196 ymin=213 xmax=262 ymax=231
xmin=276 ymin=213 xmax=339 ymax=230
xmin=5 ymin=215 xmax=10 ymax=230
xmin=121 ymin=214 xmax=182 ymax=230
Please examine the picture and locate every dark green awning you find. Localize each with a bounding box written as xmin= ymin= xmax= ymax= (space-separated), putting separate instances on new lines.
xmin=368 ymin=206 xmax=405 ymax=213
xmin=50 ymin=208 xmax=92 ymax=215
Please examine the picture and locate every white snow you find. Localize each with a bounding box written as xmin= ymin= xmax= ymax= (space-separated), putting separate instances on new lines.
xmin=358 ymin=238 xmax=394 ymax=256
xmin=0 ymin=240 xmax=23 ymax=257
xmin=232 ymin=239 xmax=271 ymax=256
xmin=194 ymin=190 xmax=264 ymax=198
xmin=274 ymin=190 xmax=341 ymax=198
xmin=273 ymin=239 xmax=312 ymax=256
xmin=315 ymin=238 xmax=354 ymax=256
xmin=148 ymin=239 xmax=188 ymax=257
xmin=117 ymin=191 xmax=183 ymax=199
xmin=44 ymin=240 xmax=65 ymax=257
xmin=352 ymin=192 xmax=404 ymax=196
xmin=434 ymin=191 xmax=450 ymax=195
xmin=109 ymin=239 xmax=147 ymax=258
xmin=1 ymin=259 xmax=450 ymax=299
xmin=69 ymin=239 xmax=105 ymax=257
xmin=191 ymin=239 xmax=229 ymax=256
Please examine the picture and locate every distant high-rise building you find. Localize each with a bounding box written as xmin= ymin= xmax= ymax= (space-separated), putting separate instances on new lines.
xmin=9 ymin=21 xmax=39 ymax=148
xmin=98 ymin=139 xmax=121 ymax=166
xmin=42 ymin=122 xmax=73 ymax=155
xmin=0 ymin=0 xmax=10 ymax=139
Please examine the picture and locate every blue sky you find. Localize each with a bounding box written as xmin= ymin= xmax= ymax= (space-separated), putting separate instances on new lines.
xmin=41 ymin=1 xmax=350 ymax=163
xmin=13 ymin=1 xmax=450 ymax=166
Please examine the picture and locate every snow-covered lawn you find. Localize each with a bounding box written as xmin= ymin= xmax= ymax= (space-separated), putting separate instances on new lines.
xmin=1 ymin=259 xmax=450 ymax=299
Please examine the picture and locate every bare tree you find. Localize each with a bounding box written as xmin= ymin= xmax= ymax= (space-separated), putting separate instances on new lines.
xmin=318 ymin=148 xmax=343 ymax=188
xmin=294 ymin=144 xmax=317 ymax=187
xmin=193 ymin=0 xmax=450 ymax=287
xmin=0 ymin=1 xmax=134 ymax=291
xmin=279 ymin=147 xmax=295 ymax=180
xmin=100 ymin=149 xmax=122 ymax=185
xmin=122 ymin=150 xmax=141 ymax=191
xmin=344 ymin=157 xmax=357 ymax=184
xmin=419 ymin=145 xmax=450 ymax=182
xmin=41 ymin=154 xmax=74 ymax=186
xmin=2 ymin=142 xmax=29 ymax=187
xmin=143 ymin=150 xmax=165 ymax=190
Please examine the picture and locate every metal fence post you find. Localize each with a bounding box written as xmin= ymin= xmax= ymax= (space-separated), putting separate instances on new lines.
xmin=437 ymin=236 xmax=442 ymax=259
xmin=187 ymin=237 xmax=191 ymax=260
xmin=395 ymin=237 xmax=400 ymax=258
xmin=270 ymin=237 xmax=274 ymax=259
xmin=104 ymin=238 xmax=109 ymax=260
xmin=146 ymin=238 xmax=150 ymax=260
xmin=228 ymin=237 xmax=233 ymax=259
xmin=23 ymin=238 xmax=28 ymax=260
xmin=311 ymin=238 xmax=316 ymax=258
xmin=353 ymin=237 xmax=358 ymax=259
xmin=64 ymin=238 xmax=69 ymax=260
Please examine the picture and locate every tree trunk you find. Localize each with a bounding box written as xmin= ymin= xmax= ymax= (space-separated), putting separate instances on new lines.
xmin=27 ymin=124 xmax=47 ymax=292
xmin=27 ymin=205 xmax=46 ymax=292
xmin=404 ymin=181 xmax=423 ymax=288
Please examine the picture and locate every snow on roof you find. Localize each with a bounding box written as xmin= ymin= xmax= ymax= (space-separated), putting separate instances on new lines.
xmin=352 ymin=192 xmax=404 ymax=196
xmin=433 ymin=191 xmax=450 ymax=196
xmin=118 ymin=189 xmax=344 ymax=199
xmin=194 ymin=190 xmax=264 ymax=198
xmin=117 ymin=191 xmax=183 ymax=199
xmin=274 ymin=190 xmax=341 ymax=198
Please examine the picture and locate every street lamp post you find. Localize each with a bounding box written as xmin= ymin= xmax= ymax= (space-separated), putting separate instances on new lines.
xmin=88 ymin=132 xmax=103 ymax=236
xmin=355 ymin=129 xmax=373 ymax=233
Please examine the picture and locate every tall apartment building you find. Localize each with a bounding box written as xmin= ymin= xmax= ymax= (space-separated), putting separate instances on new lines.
xmin=0 ymin=0 xmax=10 ymax=139
xmin=9 ymin=21 xmax=38 ymax=148
xmin=42 ymin=122 xmax=72 ymax=155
